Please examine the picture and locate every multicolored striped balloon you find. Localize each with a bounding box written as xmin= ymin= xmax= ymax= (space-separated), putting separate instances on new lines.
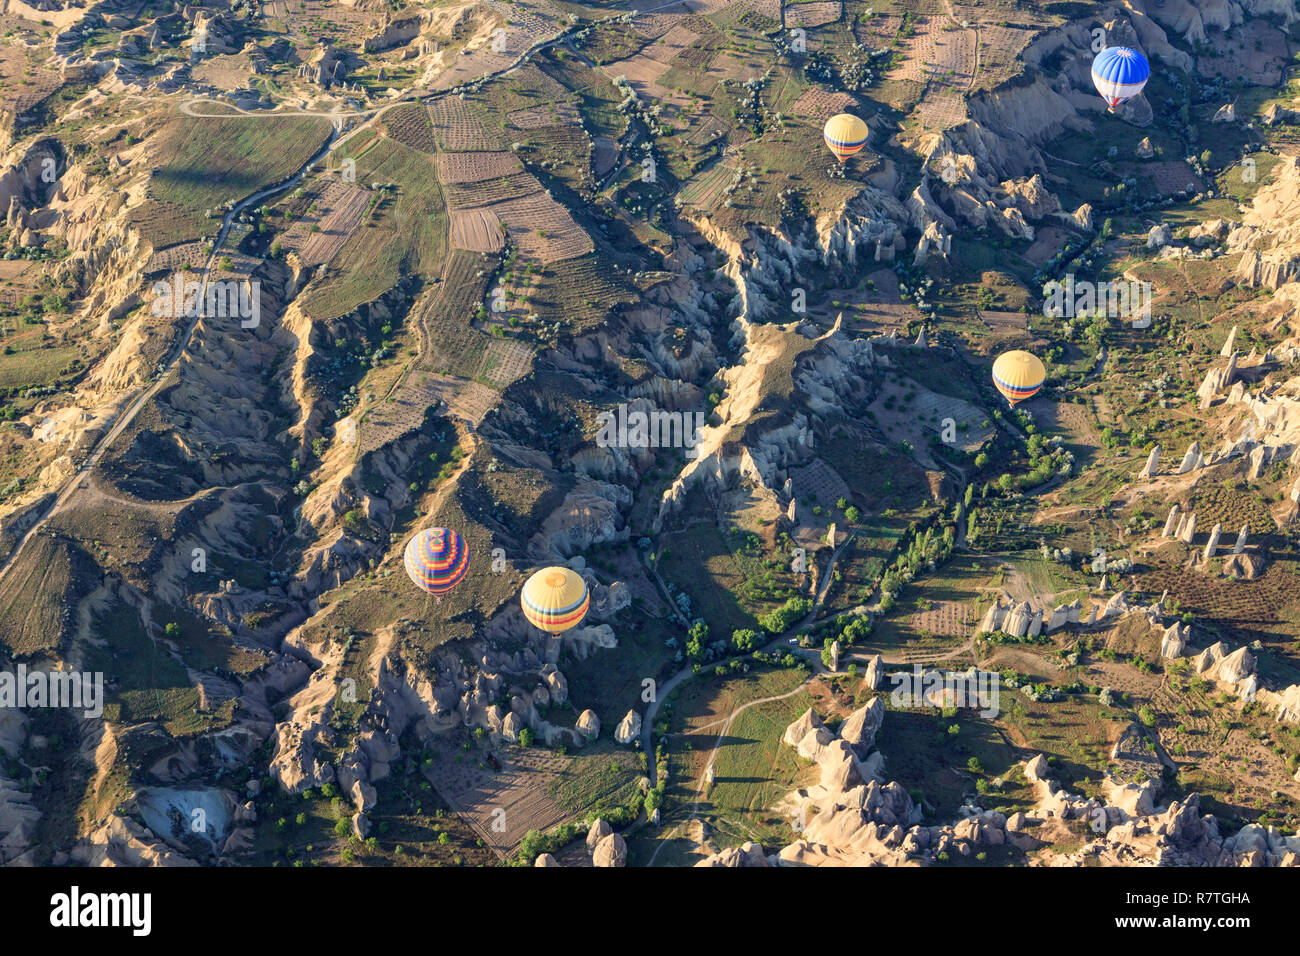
xmin=823 ymin=113 xmax=869 ymax=162
xmin=992 ymin=350 xmax=1046 ymax=406
xmin=521 ymin=566 xmax=590 ymax=635
xmin=404 ymin=527 xmax=470 ymax=596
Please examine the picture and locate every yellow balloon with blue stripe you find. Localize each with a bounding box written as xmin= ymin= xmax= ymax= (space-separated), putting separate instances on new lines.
xmin=521 ymin=566 xmax=590 ymax=635
xmin=992 ymin=350 xmax=1046 ymax=406
xmin=823 ymin=113 xmax=869 ymax=162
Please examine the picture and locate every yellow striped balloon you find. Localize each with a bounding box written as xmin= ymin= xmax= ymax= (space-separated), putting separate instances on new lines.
xmin=521 ymin=566 xmax=590 ymax=635
xmin=823 ymin=113 xmax=869 ymax=162
xmin=992 ymin=350 xmax=1046 ymax=406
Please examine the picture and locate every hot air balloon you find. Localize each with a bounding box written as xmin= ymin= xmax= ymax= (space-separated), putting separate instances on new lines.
xmin=521 ymin=566 xmax=590 ymax=635
xmin=823 ymin=113 xmax=869 ymax=162
xmin=992 ymin=350 xmax=1046 ymax=406
xmin=1090 ymin=46 xmax=1150 ymax=112
xmin=404 ymin=527 xmax=470 ymax=597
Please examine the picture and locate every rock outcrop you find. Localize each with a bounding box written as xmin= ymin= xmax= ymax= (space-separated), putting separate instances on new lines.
xmin=614 ymin=709 xmax=641 ymax=745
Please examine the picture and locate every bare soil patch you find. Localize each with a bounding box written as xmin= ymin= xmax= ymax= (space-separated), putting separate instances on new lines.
xmin=450 ymin=207 xmax=505 ymax=252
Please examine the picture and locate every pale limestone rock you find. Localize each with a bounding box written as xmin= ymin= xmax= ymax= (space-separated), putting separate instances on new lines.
xmin=1224 ymin=552 xmax=1266 ymax=579
xmin=1160 ymin=623 xmax=1186 ymax=659
xmin=501 ymin=711 xmax=522 ymax=744
xmin=1047 ymin=603 xmax=1071 ymax=630
xmin=693 ymin=841 xmax=770 ymax=867
xmin=1003 ymin=601 xmax=1032 ymax=638
xmin=1140 ymin=444 xmax=1160 ymax=478
xmin=1204 ymin=522 xmax=1223 ymax=561
xmin=1163 ymin=504 xmax=1180 ymax=537
xmin=1216 ymin=329 xmax=1237 ymax=358
xmin=864 ymin=654 xmax=885 ymax=690
xmin=978 ymin=597 xmax=1008 ymax=633
xmin=783 ymin=708 xmax=825 ymax=747
xmin=592 ymin=832 xmax=627 ymax=867
xmin=1024 ymin=754 xmax=1051 ymax=783
xmin=614 ymin=709 xmax=641 ymax=745
xmin=1193 ymin=642 xmax=1225 ymax=674
xmin=1238 ymin=675 xmax=1258 ymax=702
xmin=1214 ymin=646 xmax=1256 ymax=685
xmin=1028 ymin=608 xmax=1043 ymax=637
xmin=586 ymin=818 xmax=612 ymax=852
xmin=839 ymin=698 xmax=885 ymax=757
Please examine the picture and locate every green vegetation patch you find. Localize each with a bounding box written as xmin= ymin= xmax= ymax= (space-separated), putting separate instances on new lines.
xmin=134 ymin=116 xmax=332 ymax=248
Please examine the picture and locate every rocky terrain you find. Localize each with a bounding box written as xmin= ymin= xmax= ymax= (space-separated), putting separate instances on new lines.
xmin=0 ymin=0 xmax=1298 ymax=870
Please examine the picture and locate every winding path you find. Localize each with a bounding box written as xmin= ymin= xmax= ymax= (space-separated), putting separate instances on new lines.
xmin=640 ymin=530 xmax=858 ymax=785
xmin=0 ymin=128 xmax=340 ymax=587
xmin=0 ymin=0 xmax=692 ymax=585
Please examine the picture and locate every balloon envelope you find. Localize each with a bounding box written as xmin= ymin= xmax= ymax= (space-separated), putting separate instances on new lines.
xmin=404 ymin=527 xmax=470 ymax=595
xmin=1091 ymin=47 xmax=1150 ymax=109
xmin=992 ymin=350 xmax=1046 ymax=406
xmin=521 ymin=566 xmax=590 ymax=635
xmin=823 ymin=113 xmax=869 ymax=162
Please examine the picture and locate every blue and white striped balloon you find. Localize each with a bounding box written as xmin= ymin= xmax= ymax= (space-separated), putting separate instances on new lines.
xmin=1091 ymin=46 xmax=1150 ymax=110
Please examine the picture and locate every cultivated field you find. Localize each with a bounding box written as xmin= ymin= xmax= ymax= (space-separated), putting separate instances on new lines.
xmin=382 ymin=103 xmax=438 ymax=153
xmin=493 ymin=191 xmax=593 ymax=262
xmin=425 ymin=742 xmax=575 ymax=857
xmin=278 ymin=180 xmax=374 ymax=266
xmin=786 ymin=1 xmax=843 ymax=28
xmin=449 ymin=207 xmax=506 ymax=252
xmin=300 ymin=136 xmax=447 ymax=320
xmin=507 ymin=101 xmax=582 ymax=129
xmin=427 ymin=96 xmax=509 ymax=151
xmin=791 ymin=86 xmax=859 ymax=120
xmin=132 ymin=116 xmax=333 ymax=249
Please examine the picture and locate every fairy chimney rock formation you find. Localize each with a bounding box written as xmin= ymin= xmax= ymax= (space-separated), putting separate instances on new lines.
xmin=1203 ymin=523 xmax=1222 ymax=562
xmin=1140 ymin=445 xmax=1160 ymax=479
xmin=1221 ymin=326 xmax=1238 ymax=357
